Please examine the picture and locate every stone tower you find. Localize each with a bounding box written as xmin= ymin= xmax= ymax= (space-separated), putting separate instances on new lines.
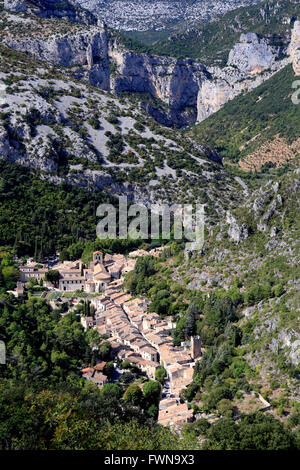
xmin=191 ymin=336 xmax=201 ymax=360
xmin=93 ymin=251 xmax=103 ymax=265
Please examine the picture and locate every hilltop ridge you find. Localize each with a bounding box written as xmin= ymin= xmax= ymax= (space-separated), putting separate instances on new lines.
xmin=72 ymin=0 xmax=265 ymax=32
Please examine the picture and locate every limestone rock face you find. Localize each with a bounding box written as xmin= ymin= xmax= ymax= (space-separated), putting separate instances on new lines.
xmin=228 ymin=33 xmax=276 ymax=75
xmin=5 ymin=27 xmax=107 ymax=66
xmin=4 ymin=27 xmax=111 ymax=91
xmin=86 ymin=43 xmax=94 ymax=68
xmin=4 ymin=0 xmax=27 ymax=12
xmin=226 ymin=212 xmax=249 ymax=243
xmin=196 ymin=59 xmax=288 ymax=122
xmin=3 ymin=20 xmax=208 ymax=125
xmin=293 ymin=50 xmax=300 ymax=76
xmin=197 ymin=74 xmax=242 ymax=123
xmin=109 ymin=29 xmax=285 ymax=126
xmin=2 ymin=7 xmax=291 ymax=126
xmin=109 ymin=43 xmax=208 ymax=126
xmin=278 ymin=329 xmax=300 ymax=366
xmin=289 ymin=20 xmax=300 ymax=75
xmin=0 ymin=127 xmax=11 ymax=159
xmin=4 ymin=0 xmax=97 ymax=25
xmin=289 ymin=20 xmax=300 ymax=58
xmin=196 ymin=32 xmax=287 ymax=122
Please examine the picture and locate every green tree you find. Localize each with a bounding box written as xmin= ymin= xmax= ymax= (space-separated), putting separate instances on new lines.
xmin=98 ymin=342 xmax=111 ymax=361
xmin=123 ymin=384 xmax=143 ymax=406
xmin=237 ymin=412 xmax=295 ymax=450
xmin=204 ymin=417 xmax=240 ymax=450
xmin=86 ymin=329 xmax=101 ymax=348
xmin=204 ymin=413 xmax=296 ymax=450
xmin=217 ymin=399 xmax=234 ymax=417
xmin=1 ymin=266 xmax=19 ymax=289
xmin=103 ymin=362 xmax=114 ymax=378
xmin=185 ymin=300 xmax=199 ymax=337
xmin=44 ymin=270 xmax=60 ymax=287
xmin=155 ymin=367 xmax=166 ymax=385
xmin=100 ymin=383 xmax=122 ymax=400
xmin=142 ymin=380 xmax=161 ymax=408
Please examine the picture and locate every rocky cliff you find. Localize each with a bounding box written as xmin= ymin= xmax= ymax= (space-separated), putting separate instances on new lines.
xmin=4 ymin=21 xmax=111 ymax=90
xmin=109 ymin=40 xmax=209 ymax=126
xmin=4 ymin=0 xmax=97 ymax=25
xmin=228 ymin=33 xmax=280 ymax=75
xmin=2 ymin=6 xmax=209 ymax=126
xmin=196 ymin=32 xmax=288 ymax=122
xmin=0 ymin=42 xmax=235 ymax=212
xmin=1 ymin=3 xmax=297 ymax=127
xmin=196 ymin=24 xmax=300 ymax=123
xmin=289 ymin=20 xmax=300 ymax=75
xmin=4 ymin=0 xmax=27 ymax=12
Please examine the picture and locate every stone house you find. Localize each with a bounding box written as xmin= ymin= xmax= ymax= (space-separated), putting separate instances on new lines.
xmin=81 ymin=316 xmax=95 ymax=331
xmin=20 ymin=263 xmax=48 ymax=282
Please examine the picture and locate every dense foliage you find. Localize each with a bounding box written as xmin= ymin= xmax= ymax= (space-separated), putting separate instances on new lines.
xmin=0 ymin=161 xmax=113 ymax=259
xmin=203 ymin=412 xmax=297 ymax=450
xmin=0 ymin=379 xmax=193 ymax=450
xmin=0 ymin=296 xmax=94 ymax=383
xmin=0 ymin=252 xmax=19 ymax=291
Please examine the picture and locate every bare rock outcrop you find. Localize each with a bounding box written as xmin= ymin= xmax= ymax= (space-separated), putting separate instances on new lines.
xmin=197 ymin=60 xmax=288 ymax=123
xmin=4 ymin=26 xmax=111 ymax=91
xmin=4 ymin=0 xmax=27 ymax=12
xmin=197 ymin=32 xmax=287 ymax=122
xmin=4 ymin=26 xmax=107 ymax=66
xmin=226 ymin=211 xmax=249 ymax=243
xmin=292 ymin=50 xmax=300 ymax=76
xmin=228 ymin=33 xmax=277 ymax=75
xmin=4 ymin=0 xmax=97 ymax=25
xmin=1 ymin=6 xmax=292 ymax=127
xmin=109 ymin=42 xmax=209 ymax=126
xmin=0 ymin=127 xmax=12 ymax=159
xmin=289 ymin=20 xmax=300 ymax=75
xmin=3 ymin=13 xmax=209 ymax=127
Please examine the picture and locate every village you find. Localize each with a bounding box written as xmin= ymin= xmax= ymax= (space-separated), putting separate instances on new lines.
xmin=12 ymin=247 xmax=203 ymax=428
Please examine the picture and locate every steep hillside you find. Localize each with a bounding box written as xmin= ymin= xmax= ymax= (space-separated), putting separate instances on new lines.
xmin=2 ymin=0 xmax=97 ymax=24
xmin=188 ymin=64 xmax=300 ymax=171
xmin=72 ymin=0 xmax=265 ymax=32
xmin=151 ymin=0 xmax=300 ymax=66
xmin=0 ymin=45 xmax=246 ymax=224
xmin=1 ymin=5 xmax=292 ymax=128
xmin=128 ymin=167 xmax=300 ymax=422
xmin=0 ymin=6 xmax=210 ymax=127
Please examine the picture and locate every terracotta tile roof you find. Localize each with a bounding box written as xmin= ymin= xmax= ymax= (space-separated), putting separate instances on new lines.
xmin=94 ymin=361 xmax=107 ymax=371
xmin=81 ymin=367 xmax=94 ymax=374
xmin=94 ymin=272 xmax=111 ymax=280
xmin=93 ymin=263 xmax=107 ymax=275
xmin=92 ymin=371 xmax=108 ymax=384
